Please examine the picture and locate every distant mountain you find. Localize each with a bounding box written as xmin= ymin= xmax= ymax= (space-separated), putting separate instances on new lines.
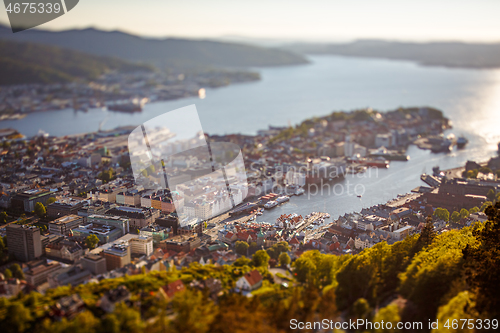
xmin=0 ymin=25 xmax=308 ymax=68
xmin=285 ymin=40 xmax=500 ymax=69
xmin=0 ymin=39 xmax=153 ymax=85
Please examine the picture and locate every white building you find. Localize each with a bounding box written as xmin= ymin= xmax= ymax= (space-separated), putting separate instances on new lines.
xmin=129 ymin=236 xmax=153 ymax=257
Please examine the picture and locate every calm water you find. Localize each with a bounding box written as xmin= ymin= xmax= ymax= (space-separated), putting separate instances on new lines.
xmin=3 ymin=55 xmax=500 ymax=219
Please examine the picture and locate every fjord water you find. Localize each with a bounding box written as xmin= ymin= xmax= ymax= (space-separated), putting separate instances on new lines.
xmin=3 ymin=55 xmax=500 ymax=218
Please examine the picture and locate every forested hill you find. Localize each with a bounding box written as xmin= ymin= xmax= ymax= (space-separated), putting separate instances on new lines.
xmin=0 ymin=40 xmax=154 ymax=85
xmin=285 ymin=40 xmax=500 ymax=69
xmin=1 ymin=203 xmax=499 ymax=332
xmin=0 ymin=25 xmax=308 ymax=68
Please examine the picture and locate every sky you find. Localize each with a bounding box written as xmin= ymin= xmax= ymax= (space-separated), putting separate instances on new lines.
xmin=1 ymin=0 xmax=500 ymax=42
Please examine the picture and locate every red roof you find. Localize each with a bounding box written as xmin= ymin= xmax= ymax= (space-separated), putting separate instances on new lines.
xmin=161 ymin=280 xmax=185 ymax=299
xmin=243 ymin=270 xmax=262 ymax=287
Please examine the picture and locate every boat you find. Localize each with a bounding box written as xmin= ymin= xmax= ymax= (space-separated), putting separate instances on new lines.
xmin=348 ymin=154 xmax=389 ymax=168
xmin=264 ymin=200 xmax=278 ymax=209
xmin=456 ymin=136 xmax=469 ymax=149
xmin=431 ymin=134 xmax=455 ymax=153
xmin=107 ymin=98 xmax=148 ymax=113
xmin=369 ymin=147 xmax=410 ymax=161
xmin=357 ymin=195 xmax=362 ymax=198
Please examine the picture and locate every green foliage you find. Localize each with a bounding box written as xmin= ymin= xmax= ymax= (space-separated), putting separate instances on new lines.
xmin=34 ymin=202 xmax=46 ymax=218
xmin=480 ymin=201 xmax=493 ymax=212
xmin=233 ymin=256 xmax=252 ymax=267
xmin=98 ymin=168 xmax=115 ymax=183
xmin=278 ymin=252 xmax=291 ymax=267
xmin=252 ymin=250 xmax=270 ymax=267
xmin=234 ymin=241 xmax=249 ymax=256
xmin=432 ymin=291 xmax=476 ymax=333
xmin=336 ymin=236 xmax=419 ymax=310
xmin=0 ymin=211 xmax=8 ymax=224
xmin=10 ymin=263 xmax=24 ymax=280
xmin=3 ymin=268 xmax=12 ymax=279
xmin=433 ymin=207 xmax=450 ymax=221
xmin=463 ymin=202 xmax=500 ymax=317
xmin=85 ymin=234 xmax=99 ymax=250
xmin=469 ymin=206 xmax=479 ymax=215
xmin=479 ymin=167 xmax=492 ymax=175
xmin=486 ymin=189 xmax=496 ymax=202
xmin=372 ymin=304 xmax=401 ymax=333
xmin=451 ymin=211 xmax=460 ymax=223
xmin=46 ymin=197 xmax=56 ymax=205
xmin=294 ymin=250 xmax=350 ymax=288
xmin=466 ymin=169 xmax=479 ymax=179
xmin=399 ymin=228 xmax=478 ymax=321
xmin=459 ymin=208 xmax=470 ymax=220
xmin=0 ymin=40 xmax=153 ymax=85
xmin=170 ymin=289 xmax=216 ymax=333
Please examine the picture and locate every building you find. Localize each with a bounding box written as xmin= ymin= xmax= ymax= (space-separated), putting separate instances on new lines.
xmin=105 ymin=206 xmax=159 ymax=229
xmin=235 ymin=270 xmax=263 ymax=291
xmin=103 ymin=243 xmax=131 ymax=271
xmin=129 ymin=236 xmax=153 ymax=256
xmin=47 ymin=197 xmax=87 ymax=218
xmin=11 ymin=189 xmax=56 ymax=212
xmin=48 ymin=265 xmax=92 ymax=288
xmin=45 ymin=239 xmax=88 ymax=263
xmin=7 ymin=224 xmax=42 ymax=262
xmin=49 ymin=215 xmax=84 ymax=236
xmin=72 ymin=223 xmax=123 ymax=244
xmin=87 ymin=214 xmax=129 ymax=235
xmin=140 ymin=224 xmax=169 ymax=244
xmin=156 ymin=214 xmax=180 ymax=235
xmin=160 ymin=235 xmax=201 ymax=253
xmin=99 ymin=286 xmax=130 ymax=313
xmin=80 ymin=253 xmax=107 ymax=275
xmin=24 ymin=260 xmax=62 ymax=286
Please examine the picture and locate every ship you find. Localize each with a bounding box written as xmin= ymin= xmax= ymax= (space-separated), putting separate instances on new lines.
xmin=264 ymin=200 xmax=278 ymax=209
xmin=348 ymin=154 xmax=389 ymax=168
xmin=107 ymin=98 xmax=148 ymax=113
xmin=456 ymin=136 xmax=469 ymax=149
xmin=369 ymin=147 xmax=409 ymax=161
xmin=305 ymin=158 xmax=347 ymax=184
xmin=430 ymin=134 xmax=455 ymax=153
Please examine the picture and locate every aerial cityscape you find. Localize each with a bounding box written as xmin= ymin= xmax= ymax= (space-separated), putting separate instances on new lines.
xmin=1 ymin=1 xmax=500 ymax=332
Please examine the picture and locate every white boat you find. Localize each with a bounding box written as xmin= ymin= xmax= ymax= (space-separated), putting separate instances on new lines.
xmin=264 ymin=200 xmax=278 ymax=209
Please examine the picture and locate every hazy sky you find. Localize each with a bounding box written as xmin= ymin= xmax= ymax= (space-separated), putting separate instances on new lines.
xmin=1 ymin=0 xmax=500 ymax=42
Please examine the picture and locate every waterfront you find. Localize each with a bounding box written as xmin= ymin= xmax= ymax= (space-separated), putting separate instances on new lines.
xmin=2 ymin=55 xmax=500 ymax=220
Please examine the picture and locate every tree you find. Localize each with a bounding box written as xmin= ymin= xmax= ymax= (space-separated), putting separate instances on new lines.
xmin=46 ymin=197 xmax=56 ymax=205
xmin=487 ymin=189 xmax=496 ymax=202
xmin=418 ymin=217 xmax=436 ymax=248
xmin=0 ymin=211 xmax=7 ymax=224
xmin=235 ymin=241 xmax=249 ymax=256
xmin=233 ymin=256 xmax=252 ymax=267
xmin=463 ymin=202 xmax=500 ymax=317
xmin=460 ymin=208 xmax=470 ymax=220
xmin=10 ymin=264 xmax=24 ymax=280
xmin=0 ymin=237 xmax=5 ymax=253
xmin=252 ymin=250 xmax=270 ymax=268
xmin=170 ymin=289 xmax=217 ymax=333
xmin=34 ymin=202 xmax=46 ymax=218
xmin=433 ymin=207 xmax=450 ymax=222
xmin=451 ymin=211 xmax=460 ymax=223
xmin=479 ymin=166 xmax=492 ymax=175
xmin=497 ymin=192 xmax=500 ymax=202
xmin=85 ymin=234 xmax=99 ymax=249
xmin=3 ymin=303 xmax=32 ymax=333
xmin=469 ymin=206 xmax=480 ymax=214
xmin=3 ymin=268 xmax=12 ymax=279
xmin=278 ymin=252 xmax=291 ymax=267
xmin=481 ymin=201 xmax=493 ymax=212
